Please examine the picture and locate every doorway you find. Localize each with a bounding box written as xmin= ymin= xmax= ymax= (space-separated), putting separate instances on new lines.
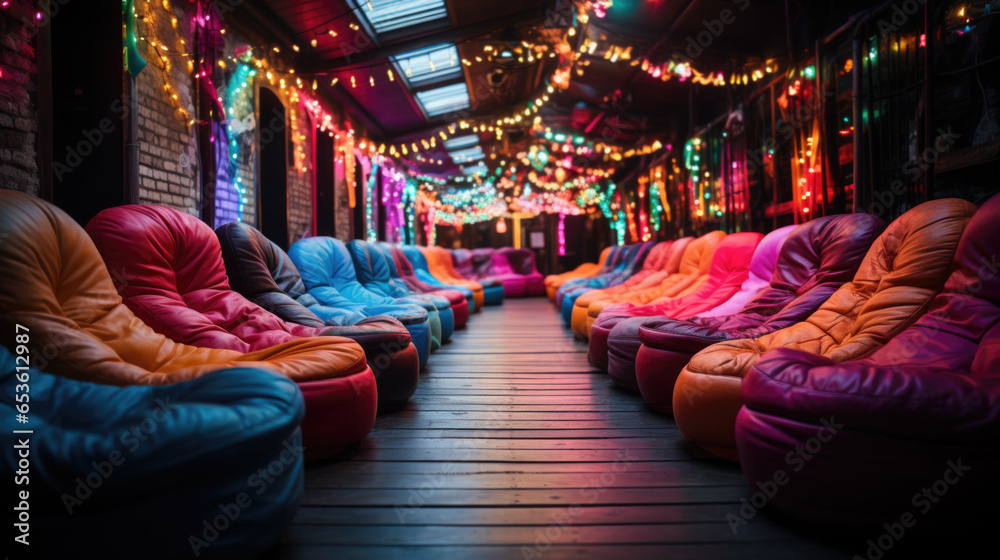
xmin=258 ymin=88 xmax=289 ymax=249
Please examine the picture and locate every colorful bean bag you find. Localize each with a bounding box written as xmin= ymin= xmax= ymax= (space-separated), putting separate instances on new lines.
xmin=545 ymin=247 xmax=612 ymax=302
xmin=588 ymin=232 xmax=725 ymax=370
xmin=452 ymin=248 xmax=507 ymax=305
xmin=559 ymin=242 xmax=657 ymax=326
xmin=695 ymin=225 xmax=797 ymax=319
xmin=215 ymin=222 xmax=420 ymax=410
xmin=603 ymin=232 xmax=764 ymax=389
xmin=350 ymin=240 xmax=449 ymax=351
xmin=570 ymin=240 xmax=687 ymax=338
xmin=736 ymin=193 xmax=1000 ymax=530
xmin=380 ymin=242 xmax=470 ymax=328
xmin=368 ymin=242 xmax=455 ymax=343
xmin=675 ymin=198 xmax=977 ymax=460
xmin=421 ymin=246 xmax=491 ymax=308
xmin=289 ymin=237 xmax=433 ymax=369
xmin=1 ymin=346 xmax=304 ymax=559
xmin=459 ymin=248 xmax=528 ymax=298
xmin=499 ymin=248 xmax=546 ymax=296
xmin=582 ymin=238 xmax=695 ymax=334
xmin=555 ymin=245 xmax=629 ymax=308
xmin=0 ymin=190 xmax=375 ymax=459
xmin=402 ymin=245 xmax=478 ymax=313
xmin=634 ymin=214 xmax=883 ymax=413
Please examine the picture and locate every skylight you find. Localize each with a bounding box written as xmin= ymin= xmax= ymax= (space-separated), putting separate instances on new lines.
xmin=349 ymin=0 xmax=449 ymax=36
xmin=443 ymin=134 xmax=479 ymax=151
xmin=392 ymin=44 xmax=463 ymax=86
xmin=415 ymin=83 xmax=471 ymax=118
xmin=461 ymin=163 xmax=489 ymax=176
xmin=448 ymin=146 xmax=485 ymax=163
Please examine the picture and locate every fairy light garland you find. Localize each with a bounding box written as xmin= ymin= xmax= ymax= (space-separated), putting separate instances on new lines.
xmin=220 ymin=57 xmax=255 ymax=224
xmin=366 ymin=158 xmax=379 ymax=241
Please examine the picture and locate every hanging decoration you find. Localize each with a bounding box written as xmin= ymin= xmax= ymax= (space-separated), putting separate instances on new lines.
xmin=217 ymin=51 xmax=256 ymax=226
xmin=778 ymin=66 xmax=823 ymax=221
xmin=557 ymin=213 xmax=567 ymax=256
xmin=128 ymin=0 xmax=193 ymax=127
xmin=123 ymin=0 xmax=147 ymax=76
xmin=365 ymin=157 xmax=379 ymax=242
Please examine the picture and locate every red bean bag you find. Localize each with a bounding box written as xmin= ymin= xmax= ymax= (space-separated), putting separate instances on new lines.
xmin=601 ymin=232 xmax=763 ymax=390
xmin=85 ymin=204 xmax=379 ymax=457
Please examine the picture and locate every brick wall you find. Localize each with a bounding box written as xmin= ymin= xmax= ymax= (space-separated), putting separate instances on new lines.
xmin=288 ymin=113 xmax=314 ymax=244
xmin=0 ymin=12 xmax=39 ymax=196
xmin=0 ymin=2 xmax=363 ymax=247
xmin=133 ymin=1 xmax=199 ymax=216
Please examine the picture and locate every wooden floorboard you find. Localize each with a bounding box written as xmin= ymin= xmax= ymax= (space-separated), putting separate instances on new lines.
xmin=269 ymin=299 xmax=850 ymax=559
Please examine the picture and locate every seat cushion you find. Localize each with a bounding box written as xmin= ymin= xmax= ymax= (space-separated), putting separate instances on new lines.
xmin=0 ymin=346 xmax=305 ymax=558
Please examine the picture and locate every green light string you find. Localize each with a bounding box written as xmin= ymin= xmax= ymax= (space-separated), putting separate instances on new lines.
xmin=649 ymin=180 xmax=663 ymax=232
xmin=367 ymin=161 xmax=379 ymax=242
xmin=123 ymin=0 xmax=147 ymax=77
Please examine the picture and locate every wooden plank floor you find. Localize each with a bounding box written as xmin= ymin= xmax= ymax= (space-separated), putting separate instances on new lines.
xmin=271 ymin=299 xmax=851 ymax=559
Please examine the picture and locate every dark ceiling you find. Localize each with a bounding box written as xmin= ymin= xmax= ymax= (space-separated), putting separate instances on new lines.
xmin=245 ymin=0 xmax=868 ymax=176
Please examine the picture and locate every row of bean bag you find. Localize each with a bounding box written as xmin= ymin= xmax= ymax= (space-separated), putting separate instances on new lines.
xmin=0 ymin=190 xmax=497 ymax=557
xmin=421 ymin=246 xmax=502 ymax=307
xmin=451 ymin=247 xmax=546 ymax=298
xmin=0 ymin=191 xmax=348 ymax=557
xmin=545 ymin=247 xmax=612 ymax=300
xmin=553 ymin=195 xmax=1000 ymax=532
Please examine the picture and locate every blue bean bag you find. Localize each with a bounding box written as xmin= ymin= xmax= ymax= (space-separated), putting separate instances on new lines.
xmin=371 ymin=242 xmax=455 ymax=343
xmin=0 ymin=346 xmax=304 ymax=559
xmin=291 ymin=237 xmax=432 ymax=369
xmin=555 ymin=245 xmax=627 ymax=308
xmin=349 ymin=240 xmax=450 ymax=351
xmin=402 ymin=245 xmax=477 ymax=313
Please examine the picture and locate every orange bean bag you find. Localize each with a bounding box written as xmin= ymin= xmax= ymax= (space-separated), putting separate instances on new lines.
xmin=545 ymin=247 xmax=612 ymax=302
xmin=420 ymin=246 xmax=486 ymax=309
